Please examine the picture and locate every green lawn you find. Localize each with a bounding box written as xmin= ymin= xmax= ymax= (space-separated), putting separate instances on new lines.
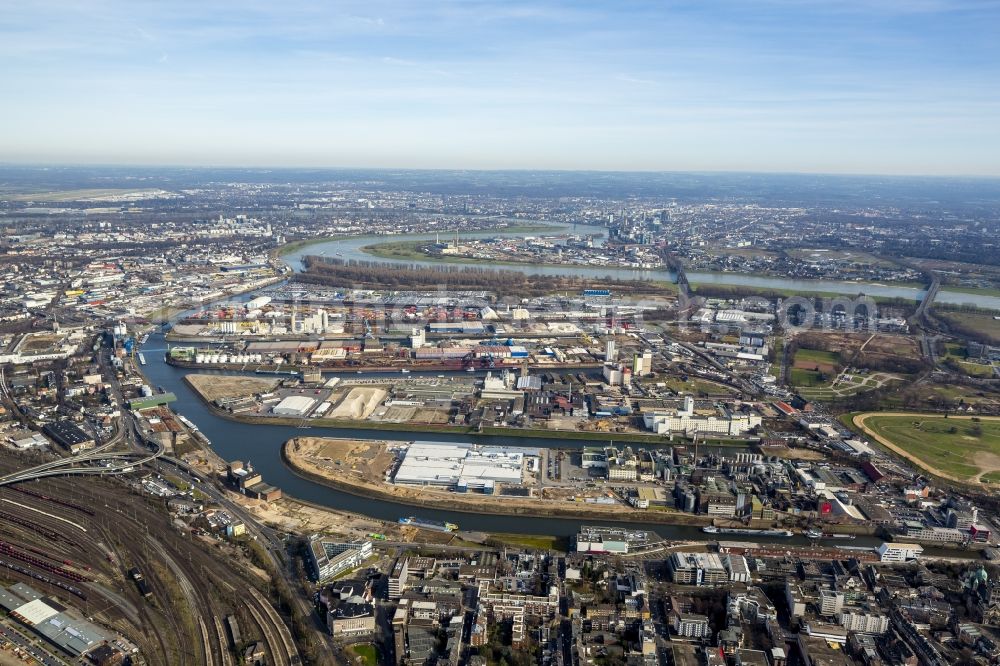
xmin=794 ymin=348 xmax=841 ymax=366
xmin=349 ymin=644 xmax=378 ymax=666
xmin=864 ymin=415 xmax=1000 ymax=481
xmin=790 ymin=347 xmax=841 ymax=389
xmin=982 ymin=471 xmax=1000 ymax=484
xmin=790 ymin=368 xmax=825 ymax=387
xmin=957 ymin=360 xmax=995 ymax=378
xmin=770 ymin=342 xmax=781 ymax=376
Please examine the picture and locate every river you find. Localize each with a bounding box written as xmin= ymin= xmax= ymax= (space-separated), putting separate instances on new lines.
xmin=281 ymin=224 xmax=1000 ymax=309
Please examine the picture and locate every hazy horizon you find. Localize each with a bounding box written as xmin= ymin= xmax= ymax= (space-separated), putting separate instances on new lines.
xmin=3 ymin=1 xmax=999 ymax=176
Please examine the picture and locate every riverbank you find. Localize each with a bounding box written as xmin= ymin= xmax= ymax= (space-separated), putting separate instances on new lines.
xmin=281 ymin=436 xmax=716 ymax=526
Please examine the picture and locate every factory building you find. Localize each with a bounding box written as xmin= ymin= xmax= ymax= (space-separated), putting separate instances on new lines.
xmin=667 ymin=552 xmax=728 ymax=586
xmin=643 ymin=398 xmax=762 ymax=436
xmin=632 ymin=350 xmax=653 ymax=376
xmin=272 ymin=395 xmax=316 ymax=417
xmin=42 ymin=420 xmax=96 ymax=454
xmin=392 ymin=442 xmax=529 ymax=489
xmin=0 ymin=583 xmax=124 ymax=658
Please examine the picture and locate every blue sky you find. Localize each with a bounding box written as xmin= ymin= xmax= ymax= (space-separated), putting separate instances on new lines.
xmin=2 ymin=0 xmax=999 ymax=175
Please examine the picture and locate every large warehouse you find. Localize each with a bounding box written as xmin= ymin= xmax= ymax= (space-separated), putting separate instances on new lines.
xmin=0 ymin=582 xmax=121 ymax=657
xmin=393 ymin=442 xmax=530 ymax=489
xmin=272 ymin=395 xmax=316 ymax=417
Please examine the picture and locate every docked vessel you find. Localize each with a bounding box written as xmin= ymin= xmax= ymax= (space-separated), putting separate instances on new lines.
xmin=806 ymin=528 xmax=823 ymax=539
xmin=703 ymin=526 xmax=793 ymax=537
xmin=138 ymin=353 xmax=147 ymax=366
xmin=399 ymin=517 xmax=459 ymax=533
xmin=825 ymin=533 xmax=856 ymax=540
xmin=400 ymin=369 xmax=411 ymax=374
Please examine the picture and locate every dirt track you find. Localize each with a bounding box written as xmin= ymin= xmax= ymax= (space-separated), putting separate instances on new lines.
xmin=852 ymin=411 xmax=1000 ymax=485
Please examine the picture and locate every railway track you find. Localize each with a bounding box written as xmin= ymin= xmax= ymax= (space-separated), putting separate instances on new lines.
xmin=214 ymin=616 xmax=235 ymax=666
xmin=247 ymin=586 xmax=300 ymax=664
xmin=243 ymin=594 xmax=290 ymax=666
xmin=199 ymin=616 xmax=216 ymax=666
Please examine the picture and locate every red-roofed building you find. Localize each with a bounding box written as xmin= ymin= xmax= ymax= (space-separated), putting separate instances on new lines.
xmin=774 ymin=402 xmax=797 ymax=416
xmin=861 ymin=461 xmax=885 ymax=483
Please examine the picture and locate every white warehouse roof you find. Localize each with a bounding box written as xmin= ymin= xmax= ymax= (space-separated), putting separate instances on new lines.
xmin=273 ymin=395 xmax=316 ymax=416
xmin=394 ymin=442 xmax=527 ymax=487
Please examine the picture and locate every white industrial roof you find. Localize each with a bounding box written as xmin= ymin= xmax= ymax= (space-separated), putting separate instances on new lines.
xmin=15 ymin=598 xmax=59 ymax=626
xmin=394 ymin=442 xmax=526 ymax=486
xmin=273 ymin=395 xmax=315 ymax=414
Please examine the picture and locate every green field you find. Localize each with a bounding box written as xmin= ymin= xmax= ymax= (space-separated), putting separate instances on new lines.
xmin=794 ymin=348 xmax=841 ymax=366
xmin=790 ymin=368 xmax=825 ymax=387
xmin=937 ymin=310 xmax=1000 ymax=343
xmin=939 ymin=285 xmax=1000 ymax=299
xmin=790 ymin=347 xmax=841 ymax=389
xmin=957 ymin=361 xmax=996 ymax=378
xmin=863 ymin=415 xmax=1000 ymax=481
xmin=349 ymin=644 xmax=378 ymax=666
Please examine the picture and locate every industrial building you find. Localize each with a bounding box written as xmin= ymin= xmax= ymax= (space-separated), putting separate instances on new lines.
xmin=0 ymin=582 xmax=124 ymax=658
xmin=227 ymin=461 xmax=282 ymax=501
xmin=392 ymin=442 xmax=531 ymax=489
xmin=876 ymin=542 xmax=923 ymax=562
xmin=42 ymin=420 xmax=96 ymax=454
xmin=667 ymin=552 xmax=728 ymax=586
xmin=328 ymin=387 xmax=386 ymax=419
xmin=642 ymin=397 xmax=762 ymax=436
xmin=272 ymin=395 xmax=316 ymax=417
xmin=128 ymin=392 xmax=177 ymax=411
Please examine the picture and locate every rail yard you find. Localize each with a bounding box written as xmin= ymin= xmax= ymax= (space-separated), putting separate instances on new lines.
xmin=0 ymin=453 xmax=300 ymax=666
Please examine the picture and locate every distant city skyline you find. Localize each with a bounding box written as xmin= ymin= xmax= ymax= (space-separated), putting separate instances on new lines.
xmin=2 ymin=0 xmax=999 ymax=176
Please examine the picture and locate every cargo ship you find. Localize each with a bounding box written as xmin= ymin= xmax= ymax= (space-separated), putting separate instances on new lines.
xmin=806 ymin=528 xmax=855 ymax=540
xmin=703 ymin=526 xmax=793 ymax=537
xmin=399 ymin=517 xmax=459 ymax=533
